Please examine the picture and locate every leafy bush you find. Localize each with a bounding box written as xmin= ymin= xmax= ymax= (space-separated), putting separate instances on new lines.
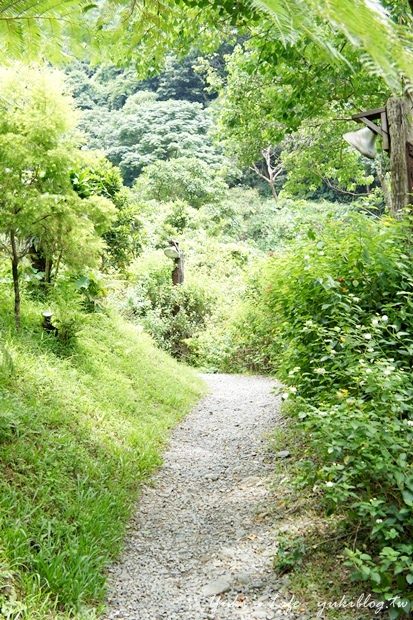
xmin=74 ymin=271 xmax=108 ymax=313
xmin=71 ymin=151 xmax=145 ymax=271
xmin=274 ymin=533 xmax=307 ymax=575
xmin=37 ymin=280 xmax=84 ymax=351
xmin=144 ymin=199 xmax=198 ymax=248
xmin=195 ymin=189 xmax=354 ymax=251
xmin=124 ymin=253 xmax=214 ymax=360
xmin=234 ymin=213 xmax=413 ymax=615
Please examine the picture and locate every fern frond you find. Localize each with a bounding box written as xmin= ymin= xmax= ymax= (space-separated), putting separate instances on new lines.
xmin=254 ymin=0 xmax=413 ymax=92
xmin=0 ymin=0 xmax=92 ymax=61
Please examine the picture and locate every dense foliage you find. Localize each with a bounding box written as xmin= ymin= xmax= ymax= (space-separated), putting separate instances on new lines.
xmin=0 ymin=66 xmax=119 ymax=326
xmin=230 ymin=214 xmax=413 ymax=615
xmin=79 ymin=91 xmax=224 ymax=185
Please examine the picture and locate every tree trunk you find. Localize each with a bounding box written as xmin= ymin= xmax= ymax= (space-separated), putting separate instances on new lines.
xmin=44 ymin=257 xmax=52 ymax=284
xmin=10 ymin=230 xmax=20 ymax=330
xmin=386 ymin=96 xmax=413 ymax=216
xmin=269 ymin=181 xmax=278 ymax=201
xmin=53 ymin=249 xmax=63 ymax=283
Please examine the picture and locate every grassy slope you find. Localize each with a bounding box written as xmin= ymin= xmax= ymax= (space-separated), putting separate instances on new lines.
xmin=0 ymin=297 xmax=204 ymax=619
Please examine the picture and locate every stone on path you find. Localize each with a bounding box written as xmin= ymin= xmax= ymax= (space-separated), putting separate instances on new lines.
xmin=202 ymin=576 xmax=232 ymax=596
xmin=275 ymin=450 xmax=291 ymax=459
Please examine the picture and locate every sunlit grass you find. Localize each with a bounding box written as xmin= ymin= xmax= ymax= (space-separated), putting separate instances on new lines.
xmin=0 ymin=295 xmax=204 ymax=618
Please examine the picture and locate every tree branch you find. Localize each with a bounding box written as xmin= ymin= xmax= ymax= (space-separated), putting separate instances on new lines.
xmin=319 ymin=174 xmax=371 ymax=197
xmin=32 ymin=212 xmax=54 ymax=225
xmin=250 ymin=164 xmax=269 ymax=182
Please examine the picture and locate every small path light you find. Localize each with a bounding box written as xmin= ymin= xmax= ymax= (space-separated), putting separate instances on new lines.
xmin=42 ymin=310 xmax=56 ymax=334
xmin=163 ymin=240 xmax=184 ymax=286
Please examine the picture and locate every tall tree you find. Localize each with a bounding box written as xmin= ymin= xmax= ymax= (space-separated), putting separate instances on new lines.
xmin=210 ymin=31 xmax=386 ymax=198
xmin=253 ymin=0 xmax=413 ymax=213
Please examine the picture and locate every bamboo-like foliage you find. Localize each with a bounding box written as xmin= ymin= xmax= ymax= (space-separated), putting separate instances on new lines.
xmin=1 ymin=0 xmax=413 ymax=93
xmin=0 ymin=0 xmax=93 ymax=60
xmin=254 ymin=0 xmax=413 ymax=92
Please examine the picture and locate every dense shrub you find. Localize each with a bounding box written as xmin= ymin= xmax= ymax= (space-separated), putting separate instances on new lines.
xmin=197 ymin=191 xmax=354 ymax=251
xmin=124 ymin=254 xmax=214 ymax=360
xmin=234 ymin=213 xmax=413 ymax=616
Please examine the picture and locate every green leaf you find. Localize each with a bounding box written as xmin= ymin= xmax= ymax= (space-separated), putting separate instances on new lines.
xmin=307 ymin=229 xmax=316 ymax=240
xmin=402 ymin=489 xmax=413 ymax=507
xmin=75 ymin=276 xmax=90 ymax=290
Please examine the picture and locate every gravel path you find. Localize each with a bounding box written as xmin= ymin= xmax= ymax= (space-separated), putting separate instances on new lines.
xmin=104 ymin=374 xmax=296 ymax=620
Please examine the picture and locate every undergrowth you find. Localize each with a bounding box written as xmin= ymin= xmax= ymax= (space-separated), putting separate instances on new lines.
xmin=234 ymin=213 xmax=413 ymax=617
xmin=270 ymin=424 xmax=375 ymax=620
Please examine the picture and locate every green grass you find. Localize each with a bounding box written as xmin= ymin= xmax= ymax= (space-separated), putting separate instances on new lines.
xmin=0 ymin=295 xmax=204 ymax=619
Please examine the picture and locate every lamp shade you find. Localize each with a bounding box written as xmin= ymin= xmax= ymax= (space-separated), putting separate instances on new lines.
xmin=163 ymin=246 xmax=180 ymax=259
xmin=343 ymin=126 xmax=377 ymax=159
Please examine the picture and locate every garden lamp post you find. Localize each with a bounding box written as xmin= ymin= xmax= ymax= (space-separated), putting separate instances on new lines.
xmin=163 ymin=240 xmax=184 ymax=285
xmin=41 ymin=310 xmax=56 ymax=333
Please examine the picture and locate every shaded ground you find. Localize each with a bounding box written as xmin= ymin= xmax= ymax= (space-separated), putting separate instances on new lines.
xmin=104 ymin=374 xmax=298 ymax=620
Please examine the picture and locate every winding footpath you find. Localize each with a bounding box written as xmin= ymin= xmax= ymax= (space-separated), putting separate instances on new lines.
xmin=104 ymin=374 xmax=298 ymax=620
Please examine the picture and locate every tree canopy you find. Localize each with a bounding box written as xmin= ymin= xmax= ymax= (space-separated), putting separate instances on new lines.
xmin=2 ymin=0 xmax=413 ymax=96
xmin=80 ymin=92 xmax=224 ymax=185
xmin=0 ymin=65 xmax=116 ymax=326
